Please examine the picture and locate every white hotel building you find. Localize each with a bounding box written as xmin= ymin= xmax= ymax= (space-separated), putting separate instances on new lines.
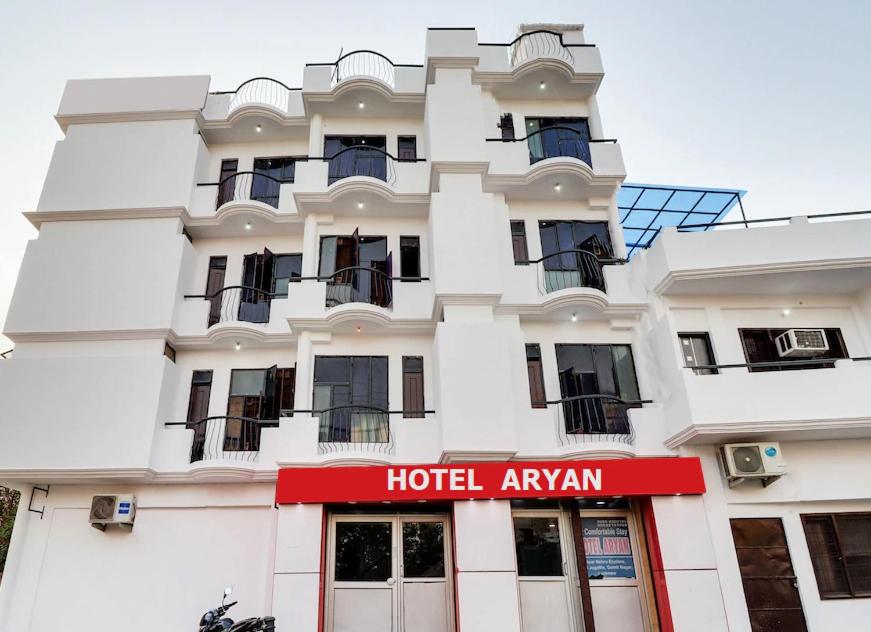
xmin=2 ymin=23 xmax=871 ymax=632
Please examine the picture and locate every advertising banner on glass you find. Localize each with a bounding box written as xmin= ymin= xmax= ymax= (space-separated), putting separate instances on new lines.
xmin=582 ymin=517 xmax=636 ymax=579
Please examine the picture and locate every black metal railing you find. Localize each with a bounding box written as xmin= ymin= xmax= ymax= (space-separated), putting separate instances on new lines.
xmin=185 ymin=286 xmax=284 ymax=327
xmin=212 ymin=171 xmax=288 ymax=209
xmin=508 ymin=29 xmax=575 ymax=67
xmin=688 ymin=357 xmax=860 ymax=373
xmin=519 ymin=249 xmax=625 ymax=294
xmin=216 ymin=77 xmax=298 ymax=115
xmin=535 ymin=394 xmax=651 ymax=447
xmin=324 ymin=267 xmax=393 ymax=308
xmin=166 ymin=416 xmax=278 ymax=463
xmin=325 ymin=146 xmax=394 ymax=185
xmin=526 ymin=126 xmax=591 ymax=165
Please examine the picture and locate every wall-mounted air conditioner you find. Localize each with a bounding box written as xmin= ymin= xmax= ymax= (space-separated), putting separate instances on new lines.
xmin=775 ymin=328 xmax=828 ymax=357
xmin=89 ymin=495 xmax=136 ymax=531
xmin=720 ymin=442 xmax=786 ymax=487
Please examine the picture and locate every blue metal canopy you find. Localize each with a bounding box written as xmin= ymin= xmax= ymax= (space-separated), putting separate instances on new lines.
xmin=619 ymin=183 xmax=746 ymax=257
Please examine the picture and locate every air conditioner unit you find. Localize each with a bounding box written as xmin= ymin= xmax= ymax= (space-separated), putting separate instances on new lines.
xmin=720 ymin=442 xmax=786 ymax=487
xmin=89 ymin=495 xmax=136 ymax=531
xmin=775 ymin=328 xmax=828 ymax=357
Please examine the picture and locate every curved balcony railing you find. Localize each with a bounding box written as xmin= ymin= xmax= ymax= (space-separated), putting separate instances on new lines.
xmin=526 ymin=126 xmax=591 ymax=165
xmin=535 ymin=394 xmax=651 ymax=447
xmin=324 ymin=267 xmax=393 ymax=309
xmin=213 ymin=171 xmax=287 ymax=209
xmin=521 ymin=249 xmax=622 ymax=294
xmin=165 ymin=416 xmax=278 ymax=463
xmin=325 ymin=145 xmax=395 ymax=185
xmin=185 ymin=286 xmax=284 ymax=328
xmin=331 ymin=50 xmax=398 ymax=87
xmin=509 ymin=29 xmax=575 ymax=67
xmin=219 ymin=77 xmax=298 ymax=115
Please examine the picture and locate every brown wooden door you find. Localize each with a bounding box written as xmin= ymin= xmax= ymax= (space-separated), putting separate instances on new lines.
xmin=206 ymin=257 xmax=227 ymax=327
xmin=730 ymin=518 xmax=808 ymax=632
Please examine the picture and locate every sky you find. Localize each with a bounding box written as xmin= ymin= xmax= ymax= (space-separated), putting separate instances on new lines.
xmin=0 ymin=0 xmax=869 ymax=349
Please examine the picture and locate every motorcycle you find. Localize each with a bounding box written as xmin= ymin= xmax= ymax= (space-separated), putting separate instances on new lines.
xmin=198 ymin=586 xmax=276 ymax=632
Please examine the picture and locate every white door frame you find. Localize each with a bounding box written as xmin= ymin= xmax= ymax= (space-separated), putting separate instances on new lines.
xmin=512 ymin=508 xmax=585 ymax=632
xmin=325 ymin=512 xmax=455 ymax=632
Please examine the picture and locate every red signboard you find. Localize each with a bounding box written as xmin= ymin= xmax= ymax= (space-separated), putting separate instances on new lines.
xmin=275 ymin=457 xmax=705 ymax=504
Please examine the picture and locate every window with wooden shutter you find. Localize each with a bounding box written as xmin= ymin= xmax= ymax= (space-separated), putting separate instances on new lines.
xmin=802 ymin=512 xmax=871 ymax=598
xmin=511 ymin=221 xmax=529 ymax=264
xmin=525 ymin=344 xmax=546 ymax=408
xmin=402 ymin=356 xmax=425 ymax=418
xmin=186 ymin=370 xmax=213 ymax=424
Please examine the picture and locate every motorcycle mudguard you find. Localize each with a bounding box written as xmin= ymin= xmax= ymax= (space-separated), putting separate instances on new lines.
xmin=227 ymin=617 xmax=262 ymax=631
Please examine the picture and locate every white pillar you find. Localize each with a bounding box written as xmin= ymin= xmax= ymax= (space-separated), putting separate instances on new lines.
xmin=271 ymin=503 xmax=324 ymax=632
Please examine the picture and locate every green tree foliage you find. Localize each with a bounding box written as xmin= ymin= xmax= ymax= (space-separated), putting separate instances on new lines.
xmin=0 ymin=487 xmax=21 ymax=574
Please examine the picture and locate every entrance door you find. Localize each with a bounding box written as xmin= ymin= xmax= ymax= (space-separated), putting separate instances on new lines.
xmin=513 ymin=510 xmax=583 ymax=632
xmin=326 ymin=514 xmax=453 ymax=632
xmin=730 ymin=518 xmax=808 ymax=632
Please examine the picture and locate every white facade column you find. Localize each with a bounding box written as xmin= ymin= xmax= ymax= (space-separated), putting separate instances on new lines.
xmin=271 ymin=504 xmax=324 ymax=632
xmin=308 ymin=113 xmax=323 ymax=157
xmin=453 ymin=500 xmax=522 ymax=632
xmin=294 ymin=330 xmax=314 ymax=410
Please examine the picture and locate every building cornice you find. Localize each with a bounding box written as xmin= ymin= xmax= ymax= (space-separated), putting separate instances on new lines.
xmin=665 ymin=417 xmax=871 ymax=449
xmin=55 ymin=109 xmax=201 ymax=132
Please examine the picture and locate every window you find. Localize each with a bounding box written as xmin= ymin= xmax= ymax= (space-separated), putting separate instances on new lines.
xmin=217 ymin=159 xmax=239 ymax=207
xmin=335 ymin=522 xmax=392 ymax=581
xmin=679 ymin=333 xmax=718 ymax=375
xmin=319 ymin=232 xmax=391 ymax=308
xmin=740 ymin=328 xmax=848 ymax=372
xmin=400 ymin=236 xmax=421 ymax=279
xmin=251 ymin=157 xmax=295 ymax=208
xmin=524 ymin=117 xmax=591 ymax=164
xmin=802 ymin=513 xmax=871 ymax=599
xmin=513 ymin=516 xmax=564 ymax=576
xmin=555 ymin=344 xmax=640 ymax=435
xmin=397 ymin=136 xmax=417 ymax=160
xmin=206 ymin=256 xmax=227 ymax=327
xmin=499 ymin=113 xmax=515 ymax=140
xmin=525 ymin=344 xmax=546 ymax=408
xmin=272 ymin=254 xmax=302 ymax=296
xmin=163 ymin=342 xmax=176 ymax=363
xmin=186 ymin=370 xmax=213 ymax=423
xmin=313 ymin=356 xmax=389 ymax=442
xmin=539 ymin=220 xmax=614 ymax=260
xmin=225 ymin=366 xmax=294 ymax=451
xmin=402 ymin=356 xmax=425 ymax=418
xmin=511 ymin=220 xmax=529 ymax=264
xmin=324 ymin=136 xmax=387 ymax=183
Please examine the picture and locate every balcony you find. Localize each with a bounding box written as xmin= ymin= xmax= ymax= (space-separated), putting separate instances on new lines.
xmin=165 ymin=416 xmax=278 ymax=463
xmin=527 ymin=249 xmax=608 ymax=294
xmin=640 ymin=214 xmax=871 ymax=296
xmin=185 ymin=286 xmax=283 ymax=327
xmin=192 ymin=171 xmax=297 ymax=218
xmin=484 ymin=134 xmax=624 ymax=199
xmin=664 ymin=358 xmax=871 ymax=446
xmin=323 ymin=267 xmax=394 ymax=309
xmin=201 ymin=77 xmax=306 ymax=122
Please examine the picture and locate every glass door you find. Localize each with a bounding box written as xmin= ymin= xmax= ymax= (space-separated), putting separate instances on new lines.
xmin=326 ymin=514 xmax=453 ymax=632
xmin=513 ymin=510 xmax=584 ymax=632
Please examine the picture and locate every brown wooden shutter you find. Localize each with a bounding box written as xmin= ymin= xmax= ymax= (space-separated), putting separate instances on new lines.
xmin=525 ymin=344 xmax=546 ymax=408
xmin=402 ymin=356 xmax=424 ymax=418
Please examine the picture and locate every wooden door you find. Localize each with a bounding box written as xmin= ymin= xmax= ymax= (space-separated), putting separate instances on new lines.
xmin=730 ymin=518 xmax=808 ymax=632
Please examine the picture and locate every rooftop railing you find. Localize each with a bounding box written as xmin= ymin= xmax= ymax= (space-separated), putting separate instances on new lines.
xmin=518 ymin=249 xmax=625 ymax=294
xmin=211 ymin=77 xmax=300 ymax=116
xmin=508 ymin=29 xmax=575 ymax=67
xmin=534 ymin=394 xmax=651 ymax=447
xmin=184 ymin=286 xmax=285 ymax=328
xmin=165 ymin=416 xmax=278 ymax=463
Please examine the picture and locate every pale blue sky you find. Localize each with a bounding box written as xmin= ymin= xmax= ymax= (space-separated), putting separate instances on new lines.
xmin=1 ymin=0 xmax=870 ymax=348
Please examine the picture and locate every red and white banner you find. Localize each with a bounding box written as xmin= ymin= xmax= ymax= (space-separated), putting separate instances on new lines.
xmin=275 ymin=457 xmax=705 ymax=504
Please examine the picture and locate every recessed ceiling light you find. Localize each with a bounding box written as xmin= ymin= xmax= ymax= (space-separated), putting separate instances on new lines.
xmin=539 ymin=81 xmax=547 ymax=90
xmin=361 ymin=138 xmax=366 ymax=144
xmin=356 ymin=326 xmax=362 ymax=333
xmin=529 ymin=121 xmax=534 ymax=127
xmin=358 ymin=101 xmax=365 ymax=109
xmin=554 ymin=183 xmax=561 ymax=192
xmin=570 ymin=313 xmax=578 ymax=322
xmin=357 ymin=201 xmax=364 ymax=209
xmin=782 ymin=308 xmax=791 ymax=316
xmin=245 ymin=222 xmax=252 ymax=230
xmin=234 ymin=342 xmax=241 ymax=351
xmin=596 ymin=500 xmax=606 ymax=505
xmin=255 ymin=124 xmax=262 ymax=132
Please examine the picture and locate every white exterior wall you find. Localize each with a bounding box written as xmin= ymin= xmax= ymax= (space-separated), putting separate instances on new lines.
xmin=3 ymin=24 xmax=871 ymax=632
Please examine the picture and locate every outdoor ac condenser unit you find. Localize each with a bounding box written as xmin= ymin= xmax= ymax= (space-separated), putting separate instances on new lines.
xmin=89 ymin=494 xmax=136 ymax=531
xmin=720 ymin=442 xmax=786 ymax=487
xmin=775 ymin=328 xmax=829 ymax=357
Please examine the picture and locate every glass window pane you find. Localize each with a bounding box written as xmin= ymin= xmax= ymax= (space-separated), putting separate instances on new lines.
xmin=230 ymin=369 xmax=265 ymax=396
xmin=314 ymin=356 xmax=350 ymax=384
xmin=403 ymin=522 xmax=445 ymax=578
xmin=801 ymin=516 xmax=851 ymax=597
xmin=335 ymin=522 xmax=392 ymax=581
xmin=611 ymin=345 xmax=640 ymax=401
xmin=514 ymin=517 xmax=563 ymax=576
